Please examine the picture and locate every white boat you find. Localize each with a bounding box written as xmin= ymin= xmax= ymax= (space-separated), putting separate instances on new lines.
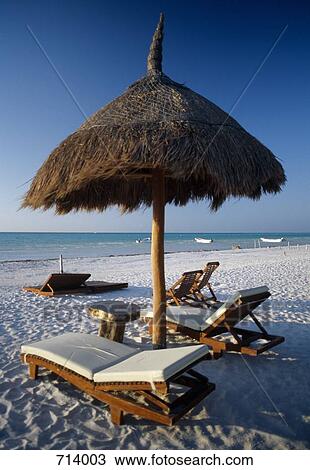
xmin=260 ymin=237 xmax=284 ymax=243
xmin=136 ymin=237 xmax=151 ymax=244
xmin=194 ymin=237 xmax=213 ymax=244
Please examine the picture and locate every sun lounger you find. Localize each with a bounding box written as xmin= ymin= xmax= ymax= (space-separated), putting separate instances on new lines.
xmin=166 ymin=270 xmax=203 ymax=305
xmin=193 ymin=262 xmax=219 ymax=302
xmin=166 ymin=263 xmax=219 ymax=306
xmin=23 ymin=273 xmax=128 ymax=297
xmin=21 ymin=333 xmax=215 ymax=425
xmin=144 ymin=286 xmax=284 ymax=356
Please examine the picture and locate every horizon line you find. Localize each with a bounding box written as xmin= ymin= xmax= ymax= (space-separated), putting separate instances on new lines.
xmin=0 ymin=231 xmax=309 ymax=235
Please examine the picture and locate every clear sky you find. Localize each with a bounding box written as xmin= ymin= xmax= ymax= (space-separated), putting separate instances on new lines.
xmin=0 ymin=0 xmax=309 ymax=233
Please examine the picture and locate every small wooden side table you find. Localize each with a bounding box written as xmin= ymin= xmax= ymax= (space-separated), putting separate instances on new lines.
xmin=87 ymin=301 xmax=140 ymax=343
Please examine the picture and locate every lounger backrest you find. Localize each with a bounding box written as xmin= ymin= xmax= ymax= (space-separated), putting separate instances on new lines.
xmin=174 ymin=270 xmax=203 ymax=298
xmin=197 ymin=262 xmax=219 ymax=290
xmin=93 ymin=344 xmax=209 ymax=383
xmin=203 ymin=286 xmax=270 ymax=333
xmin=40 ymin=273 xmax=91 ymax=292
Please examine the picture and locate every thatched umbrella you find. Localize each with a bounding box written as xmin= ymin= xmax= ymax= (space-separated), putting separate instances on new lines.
xmin=23 ymin=14 xmax=285 ymax=348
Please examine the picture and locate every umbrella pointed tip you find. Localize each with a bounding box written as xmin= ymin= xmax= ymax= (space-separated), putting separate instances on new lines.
xmin=147 ymin=13 xmax=164 ymax=75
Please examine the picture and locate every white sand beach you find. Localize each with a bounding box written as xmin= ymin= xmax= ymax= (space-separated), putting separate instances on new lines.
xmin=0 ymin=246 xmax=309 ymax=450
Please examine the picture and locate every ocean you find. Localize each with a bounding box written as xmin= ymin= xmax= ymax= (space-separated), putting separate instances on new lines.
xmin=0 ymin=232 xmax=309 ymax=262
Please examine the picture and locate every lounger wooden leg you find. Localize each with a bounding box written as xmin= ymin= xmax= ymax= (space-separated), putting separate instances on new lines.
xmin=208 ymin=284 xmax=217 ymax=301
xmin=110 ymin=406 xmax=124 ymax=425
xmin=29 ymin=363 xmax=38 ymax=380
xmin=213 ymin=351 xmax=223 ymax=359
xmin=209 ymin=342 xmax=223 ymax=359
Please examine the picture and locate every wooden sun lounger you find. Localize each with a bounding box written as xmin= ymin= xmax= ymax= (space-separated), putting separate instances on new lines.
xmin=21 ymin=333 xmax=215 ymax=425
xmin=146 ymin=286 xmax=284 ymax=356
xmin=166 ymin=262 xmax=219 ymax=306
xmin=193 ymin=261 xmax=219 ymax=302
xmin=23 ymin=273 xmax=128 ymax=297
xmin=166 ymin=270 xmax=203 ymax=305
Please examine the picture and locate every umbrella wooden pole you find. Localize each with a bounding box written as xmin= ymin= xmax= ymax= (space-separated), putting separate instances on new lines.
xmin=151 ymin=168 xmax=166 ymax=349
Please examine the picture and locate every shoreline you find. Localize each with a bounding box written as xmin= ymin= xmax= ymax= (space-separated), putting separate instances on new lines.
xmin=0 ymin=243 xmax=307 ymax=265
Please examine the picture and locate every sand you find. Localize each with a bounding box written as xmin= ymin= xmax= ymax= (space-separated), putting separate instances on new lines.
xmin=0 ymin=246 xmax=309 ymax=449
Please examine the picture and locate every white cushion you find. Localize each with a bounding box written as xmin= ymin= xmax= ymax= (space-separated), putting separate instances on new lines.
xmin=203 ymin=286 xmax=269 ymax=327
xmin=93 ymin=344 xmax=209 ymax=383
xmin=141 ymin=306 xmax=213 ymax=331
xmin=21 ymin=333 xmax=137 ymax=380
xmin=141 ymin=286 xmax=270 ymax=331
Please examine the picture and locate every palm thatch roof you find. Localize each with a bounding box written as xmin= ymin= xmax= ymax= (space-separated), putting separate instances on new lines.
xmin=23 ymin=13 xmax=285 ymax=213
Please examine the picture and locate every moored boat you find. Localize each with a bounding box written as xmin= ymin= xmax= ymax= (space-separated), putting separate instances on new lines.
xmin=136 ymin=237 xmax=151 ymax=244
xmin=194 ymin=237 xmax=213 ymax=244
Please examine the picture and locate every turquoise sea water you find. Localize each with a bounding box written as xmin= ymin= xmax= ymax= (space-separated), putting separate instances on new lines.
xmin=0 ymin=232 xmax=309 ymax=262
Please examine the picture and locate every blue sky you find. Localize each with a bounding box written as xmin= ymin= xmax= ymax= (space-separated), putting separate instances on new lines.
xmin=0 ymin=0 xmax=309 ymax=232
